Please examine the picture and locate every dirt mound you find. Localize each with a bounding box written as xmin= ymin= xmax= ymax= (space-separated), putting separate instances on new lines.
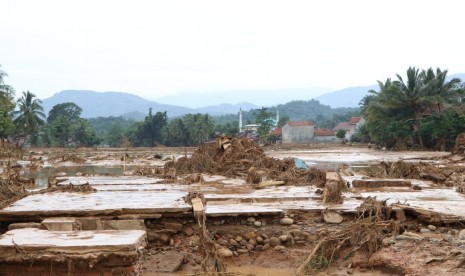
xmin=164 ymin=137 xmax=326 ymax=186
xmin=374 ymin=161 xmax=452 ymax=183
xmin=455 ymin=133 xmax=465 ymax=154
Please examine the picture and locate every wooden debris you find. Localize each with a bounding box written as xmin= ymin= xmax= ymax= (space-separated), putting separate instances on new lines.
xmin=352 ymin=179 xmax=411 ymax=188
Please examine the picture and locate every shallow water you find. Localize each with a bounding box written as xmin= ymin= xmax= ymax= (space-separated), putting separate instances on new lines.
xmin=24 ymin=165 xmax=137 ymax=188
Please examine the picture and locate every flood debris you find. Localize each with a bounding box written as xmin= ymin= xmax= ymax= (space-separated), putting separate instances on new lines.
xmin=296 ymin=219 xmax=399 ymax=275
xmin=322 ymin=172 xmax=345 ymax=204
xmin=377 ymin=160 xmax=452 ymax=183
xmin=164 ymin=137 xmax=326 ymax=186
xmin=455 ymin=133 xmax=465 ymax=154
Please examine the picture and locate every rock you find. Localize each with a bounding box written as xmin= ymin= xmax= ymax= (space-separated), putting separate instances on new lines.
xmin=235 ymin=236 xmax=243 ymax=242
xmin=322 ymin=210 xmax=343 ymax=224
xmin=274 ymin=245 xmax=286 ymax=251
xmin=261 ymin=221 xmax=267 ymax=226
xmin=237 ymin=249 xmax=248 ymax=254
xmin=164 ymin=222 xmax=183 ymax=232
xmin=280 ymin=217 xmax=294 ymax=225
xmin=428 ymin=225 xmax=437 ymax=231
xmin=382 ymin=237 xmax=394 ymax=246
xmin=188 ymin=235 xmax=200 ymax=247
xmin=253 ymin=221 xmax=262 ymax=227
xmin=218 ymin=247 xmax=233 ymax=257
xmin=184 ymin=227 xmax=194 ymax=237
xmin=261 ymin=233 xmax=269 ymax=239
xmin=244 ymin=231 xmax=257 ymax=240
xmin=229 ymin=239 xmax=239 ymax=246
xmin=160 ymin=234 xmax=170 ymax=244
xmin=255 ymin=245 xmax=264 ymax=251
xmin=279 ymin=235 xmax=288 ymax=243
xmin=247 ymin=217 xmax=256 ymax=223
xmin=248 ymin=239 xmax=257 ymax=246
xmin=307 ymin=234 xmax=318 ymax=242
xmin=256 ymin=237 xmax=264 ymax=244
xmin=262 ymin=244 xmax=270 ymax=250
xmin=412 ymin=184 xmax=422 ymax=190
xmin=217 ymin=238 xmax=229 ymax=246
xmin=264 ymin=239 xmax=270 ymax=244
xmin=246 ymin=244 xmax=255 ymax=251
xmin=269 ymin=237 xmax=281 ymax=247
xmin=240 ymin=239 xmax=248 ymax=246
xmin=420 ymin=228 xmax=432 ymax=233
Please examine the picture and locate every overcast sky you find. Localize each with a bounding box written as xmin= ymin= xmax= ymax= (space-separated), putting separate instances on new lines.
xmin=1 ymin=0 xmax=464 ymax=104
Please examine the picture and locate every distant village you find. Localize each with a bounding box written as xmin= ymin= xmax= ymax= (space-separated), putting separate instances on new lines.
xmin=237 ymin=110 xmax=364 ymax=143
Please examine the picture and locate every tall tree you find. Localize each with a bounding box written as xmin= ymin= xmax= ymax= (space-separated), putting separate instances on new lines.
xmin=13 ymin=91 xmax=45 ymax=144
xmin=0 ymin=65 xmax=16 ymax=145
xmin=47 ymin=102 xmax=82 ymax=124
xmin=254 ymin=107 xmax=274 ymax=141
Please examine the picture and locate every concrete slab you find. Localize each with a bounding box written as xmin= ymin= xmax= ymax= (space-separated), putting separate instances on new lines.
xmin=0 ymin=228 xmax=146 ymax=262
xmin=0 ymin=190 xmax=191 ymax=220
xmin=42 ymin=217 xmax=78 ymax=231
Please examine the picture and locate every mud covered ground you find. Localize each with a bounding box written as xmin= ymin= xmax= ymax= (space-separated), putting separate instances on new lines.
xmin=2 ymin=141 xmax=465 ymax=275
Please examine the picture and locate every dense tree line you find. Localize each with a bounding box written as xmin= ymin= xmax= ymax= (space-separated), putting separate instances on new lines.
xmin=358 ymin=67 xmax=465 ymax=150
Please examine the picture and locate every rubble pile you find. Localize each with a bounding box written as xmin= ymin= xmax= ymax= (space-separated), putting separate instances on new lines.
xmin=455 ymin=133 xmax=465 ymax=154
xmin=376 ymin=160 xmax=452 ymax=183
xmin=164 ymin=137 xmax=326 ymax=186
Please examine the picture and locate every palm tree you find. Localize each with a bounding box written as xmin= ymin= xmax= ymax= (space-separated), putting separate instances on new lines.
xmin=422 ymin=68 xmax=461 ymax=113
xmin=13 ymin=91 xmax=45 ymax=143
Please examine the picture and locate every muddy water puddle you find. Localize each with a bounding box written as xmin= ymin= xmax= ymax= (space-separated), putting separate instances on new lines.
xmin=24 ymin=165 xmax=138 ymax=189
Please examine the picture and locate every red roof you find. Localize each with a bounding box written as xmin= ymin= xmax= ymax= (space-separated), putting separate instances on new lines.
xmin=287 ymin=121 xmax=314 ymax=127
xmin=333 ymin=122 xmax=352 ymax=131
xmin=349 ymin=117 xmax=362 ymax=124
xmin=270 ymin=128 xmax=282 ymax=136
xmin=314 ymin=128 xmax=336 ymax=136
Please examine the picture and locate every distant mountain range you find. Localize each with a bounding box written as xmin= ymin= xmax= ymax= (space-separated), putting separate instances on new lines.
xmin=41 ymin=90 xmax=258 ymax=119
xmin=41 ymin=73 xmax=464 ymax=119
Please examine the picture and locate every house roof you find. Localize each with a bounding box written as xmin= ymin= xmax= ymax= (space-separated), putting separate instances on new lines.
xmin=333 ymin=122 xmax=353 ymax=131
xmin=349 ymin=117 xmax=362 ymax=124
xmin=286 ymin=121 xmax=314 ymax=127
xmin=269 ymin=127 xmax=282 ymax=136
xmin=314 ymin=128 xmax=336 ymax=136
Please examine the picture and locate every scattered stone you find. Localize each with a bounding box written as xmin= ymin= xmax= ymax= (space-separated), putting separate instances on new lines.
xmin=184 ymin=227 xmax=194 ymax=237
xmin=269 ymin=237 xmax=281 ymax=247
xmin=420 ymin=228 xmax=432 ymax=234
xmin=280 ymin=217 xmax=294 ymax=225
xmin=217 ymin=238 xmax=229 ymax=246
xmin=164 ymin=222 xmax=183 ymax=232
xmin=262 ymin=244 xmax=270 ymax=250
xmin=160 ymin=234 xmax=170 ymax=244
xmin=279 ymin=235 xmax=288 ymax=243
xmin=428 ymin=225 xmax=437 ymax=231
xmin=229 ymin=239 xmax=239 ymax=246
xmin=255 ymin=245 xmax=264 ymax=251
xmin=237 ymin=249 xmax=248 ymax=254
xmin=218 ymin=247 xmax=233 ymax=257
xmin=412 ymin=184 xmax=422 ymax=190
xmin=253 ymin=221 xmax=262 ymax=227
xmin=261 ymin=221 xmax=267 ymax=226
xmin=248 ymin=239 xmax=257 ymax=246
xmin=244 ymin=231 xmax=257 ymax=240
xmin=307 ymin=234 xmax=318 ymax=243
xmin=382 ymin=237 xmax=394 ymax=246
xmin=235 ymin=236 xmax=243 ymax=242
xmin=322 ymin=210 xmax=343 ymax=224
xmin=247 ymin=217 xmax=256 ymax=223
xmin=188 ymin=235 xmax=200 ymax=247
xmin=246 ymin=244 xmax=255 ymax=251
xmin=274 ymin=245 xmax=286 ymax=251
xmin=256 ymin=237 xmax=264 ymax=244
xmin=261 ymin=234 xmax=269 ymax=239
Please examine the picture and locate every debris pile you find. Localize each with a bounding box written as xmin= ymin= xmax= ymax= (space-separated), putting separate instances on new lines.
xmin=376 ymin=161 xmax=452 ymax=183
xmin=164 ymin=137 xmax=326 ymax=186
xmin=455 ymin=133 xmax=465 ymax=154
